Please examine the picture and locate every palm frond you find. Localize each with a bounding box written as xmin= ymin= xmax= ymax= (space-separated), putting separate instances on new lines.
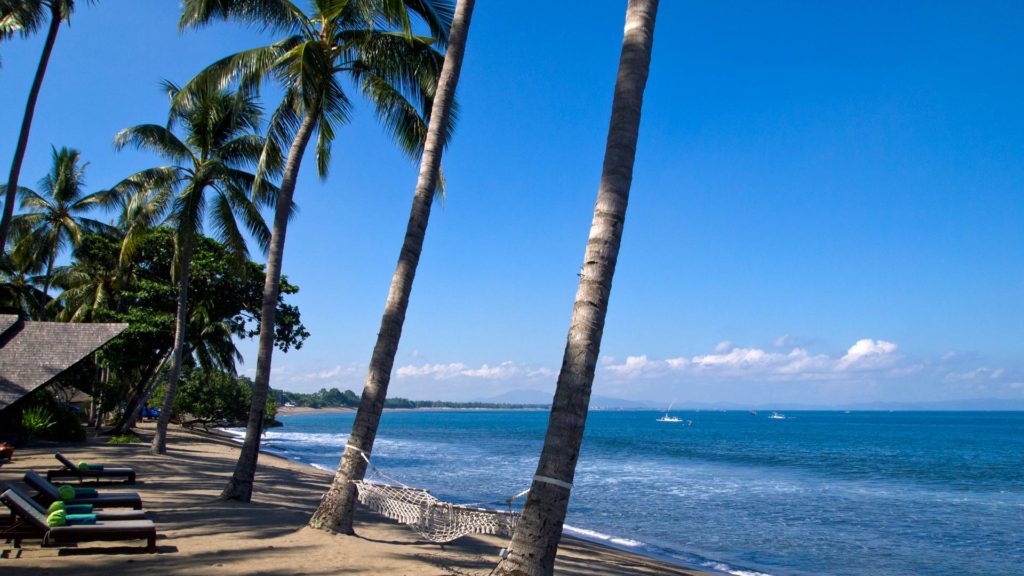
xmin=114 ymin=125 xmax=193 ymax=164
xmin=179 ymin=0 xmax=311 ymax=36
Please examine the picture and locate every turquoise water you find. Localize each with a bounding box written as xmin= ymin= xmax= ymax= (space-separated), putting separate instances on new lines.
xmin=230 ymin=410 xmax=1024 ymax=576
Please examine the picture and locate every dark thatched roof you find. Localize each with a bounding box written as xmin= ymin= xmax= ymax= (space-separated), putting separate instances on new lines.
xmin=0 ymin=314 xmax=127 ymax=411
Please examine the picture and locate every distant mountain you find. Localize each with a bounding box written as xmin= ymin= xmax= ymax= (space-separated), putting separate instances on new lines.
xmin=479 ymin=389 xmax=553 ymax=405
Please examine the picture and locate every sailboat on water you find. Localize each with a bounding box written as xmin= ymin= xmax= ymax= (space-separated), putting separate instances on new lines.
xmin=657 ymin=402 xmax=682 ymax=422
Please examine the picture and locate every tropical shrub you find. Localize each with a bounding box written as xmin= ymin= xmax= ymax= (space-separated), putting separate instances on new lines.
xmin=20 ymin=406 xmax=54 ymax=439
xmin=17 ymin=390 xmax=86 ymax=442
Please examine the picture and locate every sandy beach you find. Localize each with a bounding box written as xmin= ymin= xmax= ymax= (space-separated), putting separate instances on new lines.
xmin=0 ymin=421 xmax=708 ymax=575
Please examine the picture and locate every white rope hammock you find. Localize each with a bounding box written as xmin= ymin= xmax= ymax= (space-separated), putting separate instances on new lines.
xmin=349 ymin=448 xmax=527 ymax=543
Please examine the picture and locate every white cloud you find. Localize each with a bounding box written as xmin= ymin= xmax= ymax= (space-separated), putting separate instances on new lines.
xmin=944 ymin=367 xmax=1005 ymax=382
xmin=462 ymin=361 xmax=519 ymax=379
xmin=395 ymin=360 xmax=550 ymax=381
xmin=396 ymin=362 xmax=468 ymax=379
xmin=773 ymin=334 xmax=794 ymax=348
xmin=836 ymin=339 xmax=898 ymax=371
xmin=601 ymin=338 xmax=903 ymax=382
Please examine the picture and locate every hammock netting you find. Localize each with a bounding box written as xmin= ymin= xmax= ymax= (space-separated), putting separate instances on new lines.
xmin=354 ymin=480 xmax=520 ymax=543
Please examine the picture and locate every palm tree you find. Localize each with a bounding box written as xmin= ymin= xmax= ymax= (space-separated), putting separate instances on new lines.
xmin=492 ymin=2 xmax=659 ymax=574
xmin=6 ymin=146 xmax=112 ymax=316
xmin=0 ymin=253 xmax=44 ymax=317
xmin=308 ymin=0 xmax=474 ymax=534
xmin=178 ymin=0 xmax=455 ymax=502
xmin=1 ymin=0 xmax=94 ymax=254
xmin=113 ymin=81 xmax=272 ymax=455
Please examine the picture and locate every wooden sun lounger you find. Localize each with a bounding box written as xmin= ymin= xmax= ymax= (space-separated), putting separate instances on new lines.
xmin=47 ymin=453 xmax=137 ymax=484
xmin=24 ymin=470 xmax=143 ymax=510
xmin=1 ymin=488 xmax=156 ymax=552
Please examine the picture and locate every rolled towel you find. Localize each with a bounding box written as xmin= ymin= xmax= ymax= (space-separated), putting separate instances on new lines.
xmin=74 ymin=487 xmax=98 ymax=497
xmin=64 ymin=504 xmax=93 ymax=514
xmin=48 ymin=501 xmax=66 ymax=513
xmin=57 ymin=484 xmax=76 ymax=501
xmin=77 ymin=461 xmax=89 ymax=470
xmin=66 ymin=513 xmax=97 ymax=525
xmin=46 ymin=510 xmax=67 ymax=527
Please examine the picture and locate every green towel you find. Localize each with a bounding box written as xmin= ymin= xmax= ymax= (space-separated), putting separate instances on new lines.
xmin=57 ymin=484 xmax=75 ymax=501
xmin=74 ymin=487 xmax=98 ymax=497
xmin=66 ymin=513 xmax=96 ymax=525
xmin=48 ymin=501 xmax=65 ymax=512
xmin=64 ymin=504 xmax=93 ymax=514
xmin=46 ymin=510 xmax=67 ymax=527
xmin=77 ymin=461 xmax=89 ymax=470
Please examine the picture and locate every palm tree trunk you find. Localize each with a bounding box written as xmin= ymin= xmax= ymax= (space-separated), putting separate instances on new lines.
xmin=151 ymin=232 xmax=194 ymax=454
xmin=39 ymin=250 xmax=56 ymax=318
xmin=220 ymin=107 xmax=320 ymax=502
xmin=0 ymin=3 xmax=61 ymax=254
xmin=308 ymin=0 xmax=476 ymax=534
xmin=492 ymin=2 xmax=658 ymax=574
xmin=115 ymin=349 xmax=171 ymax=435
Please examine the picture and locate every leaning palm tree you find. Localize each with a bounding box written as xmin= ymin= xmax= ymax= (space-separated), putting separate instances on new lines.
xmin=492 ymin=2 xmax=659 ymax=574
xmin=178 ymin=0 xmax=455 ymax=502
xmin=308 ymin=0 xmax=475 ymax=534
xmin=113 ymin=81 xmax=272 ymax=455
xmin=7 ymin=146 xmax=112 ymax=316
xmin=1 ymin=0 xmax=94 ymax=254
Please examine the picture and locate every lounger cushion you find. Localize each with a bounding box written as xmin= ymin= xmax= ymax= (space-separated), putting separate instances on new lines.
xmin=25 ymin=470 xmax=143 ymax=510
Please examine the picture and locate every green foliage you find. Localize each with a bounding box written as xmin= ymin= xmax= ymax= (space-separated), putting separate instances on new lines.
xmin=17 ymin=390 xmax=86 ymax=442
xmin=53 ymin=228 xmax=308 ymax=419
xmin=20 ymin=406 xmax=54 ymax=438
xmin=107 ymin=435 xmax=143 ymax=444
xmin=271 ymin=387 xmax=544 ymax=410
xmin=173 ymin=367 xmax=277 ymax=429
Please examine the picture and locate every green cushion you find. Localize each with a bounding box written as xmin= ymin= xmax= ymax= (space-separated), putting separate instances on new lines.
xmin=74 ymin=487 xmax=98 ymax=497
xmin=46 ymin=510 xmax=67 ymax=527
xmin=57 ymin=484 xmax=75 ymax=501
xmin=66 ymin=513 xmax=96 ymax=525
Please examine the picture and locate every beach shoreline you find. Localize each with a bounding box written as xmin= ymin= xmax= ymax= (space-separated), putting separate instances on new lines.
xmin=0 ymin=421 xmax=711 ymax=575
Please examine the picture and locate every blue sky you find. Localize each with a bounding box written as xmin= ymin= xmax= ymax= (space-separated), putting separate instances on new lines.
xmin=2 ymin=1 xmax=1022 ymax=405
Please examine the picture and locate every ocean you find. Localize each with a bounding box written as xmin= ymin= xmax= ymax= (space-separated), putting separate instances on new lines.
xmin=224 ymin=410 xmax=1024 ymax=576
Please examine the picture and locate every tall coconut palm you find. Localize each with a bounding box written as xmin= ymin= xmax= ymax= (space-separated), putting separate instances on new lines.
xmin=114 ymin=81 xmax=273 ymax=455
xmin=178 ymin=0 xmax=455 ymax=502
xmin=6 ymin=146 xmax=112 ymax=316
xmin=308 ymin=0 xmax=474 ymax=534
xmin=1 ymin=0 xmax=94 ymax=254
xmin=492 ymin=2 xmax=659 ymax=575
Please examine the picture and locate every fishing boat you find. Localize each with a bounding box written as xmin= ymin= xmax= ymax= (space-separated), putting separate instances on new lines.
xmin=768 ymin=411 xmax=786 ymax=420
xmin=657 ymin=403 xmax=682 ymax=422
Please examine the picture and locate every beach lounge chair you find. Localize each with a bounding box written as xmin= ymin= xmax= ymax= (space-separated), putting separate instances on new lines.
xmin=46 ymin=453 xmax=137 ymax=484
xmin=24 ymin=470 xmax=143 ymax=510
xmin=2 ymin=485 xmax=148 ymax=522
xmin=0 ymin=488 xmax=156 ymax=552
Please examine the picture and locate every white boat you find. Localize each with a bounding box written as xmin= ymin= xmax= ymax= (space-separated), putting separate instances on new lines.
xmin=768 ymin=411 xmax=786 ymax=420
xmin=657 ymin=402 xmax=682 ymax=422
